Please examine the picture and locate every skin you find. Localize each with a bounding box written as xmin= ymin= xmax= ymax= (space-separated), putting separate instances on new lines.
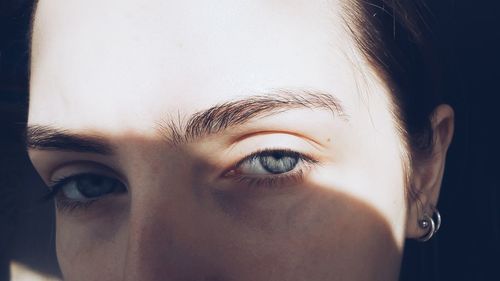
xmin=28 ymin=0 xmax=454 ymax=280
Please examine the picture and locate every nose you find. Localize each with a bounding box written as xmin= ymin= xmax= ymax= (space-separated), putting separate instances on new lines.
xmin=121 ymin=186 xmax=217 ymax=281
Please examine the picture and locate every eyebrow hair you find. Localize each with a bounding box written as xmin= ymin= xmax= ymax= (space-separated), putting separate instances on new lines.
xmin=26 ymin=125 xmax=114 ymax=154
xmin=158 ymin=89 xmax=348 ymax=145
xmin=26 ymin=89 xmax=347 ymax=152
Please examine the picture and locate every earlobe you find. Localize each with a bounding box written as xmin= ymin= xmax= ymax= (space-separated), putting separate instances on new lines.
xmin=406 ymin=104 xmax=454 ymax=240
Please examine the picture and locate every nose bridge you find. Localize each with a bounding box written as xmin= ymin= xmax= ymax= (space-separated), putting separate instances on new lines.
xmin=121 ymin=176 xmax=177 ymax=280
xmin=121 ymin=176 xmax=207 ymax=281
xmin=123 ymin=203 xmax=171 ymax=280
xmin=118 ymin=143 xmax=216 ymax=280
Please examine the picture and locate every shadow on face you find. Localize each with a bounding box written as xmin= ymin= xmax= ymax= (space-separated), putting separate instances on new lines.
xmin=27 ymin=1 xmax=410 ymax=280
xmin=27 ymin=132 xmax=402 ymax=281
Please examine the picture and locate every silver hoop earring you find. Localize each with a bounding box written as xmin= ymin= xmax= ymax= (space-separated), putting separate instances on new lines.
xmin=417 ymin=207 xmax=441 ymax=242
xmin=432 ymin=207 xmax=441 ymax=233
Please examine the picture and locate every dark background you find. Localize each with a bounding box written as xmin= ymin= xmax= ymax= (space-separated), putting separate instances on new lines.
xmin=0 ymin=0 xmax=499 ymax=280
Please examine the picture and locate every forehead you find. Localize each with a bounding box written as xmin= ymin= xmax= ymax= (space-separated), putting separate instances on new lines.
xmin=29 ymin=0 xmax=383 ymax=133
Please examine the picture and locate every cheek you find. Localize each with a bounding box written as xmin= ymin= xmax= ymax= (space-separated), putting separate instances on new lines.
xmin=203 ymin=187 xmax=401 ymax=281
xmin=311 ymin=149 xmax=407 ymax=246
xmin=54 ymin=179 xmax=402 ymax=281
xmin=55 ymin=210 xmax=128 ymax=281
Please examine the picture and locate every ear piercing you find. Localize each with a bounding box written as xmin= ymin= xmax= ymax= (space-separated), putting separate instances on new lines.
xmin=417 ymin=206 xmax=441 ymax=242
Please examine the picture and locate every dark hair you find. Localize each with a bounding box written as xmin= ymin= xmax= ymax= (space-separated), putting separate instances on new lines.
xmin=342 ymin=0 xmax=445 ymax=194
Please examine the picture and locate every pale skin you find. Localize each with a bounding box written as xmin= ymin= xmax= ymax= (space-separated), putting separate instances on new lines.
xmin=27 ymin=0 xmax=454 ymax=280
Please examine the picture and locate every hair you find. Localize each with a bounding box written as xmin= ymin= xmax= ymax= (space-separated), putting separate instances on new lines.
xmin=342 ymin=0 xmax=444 ymax=198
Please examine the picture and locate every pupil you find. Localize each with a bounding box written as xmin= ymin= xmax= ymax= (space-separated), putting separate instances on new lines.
xmin=271 ymin=151 xmax=284 ymax=160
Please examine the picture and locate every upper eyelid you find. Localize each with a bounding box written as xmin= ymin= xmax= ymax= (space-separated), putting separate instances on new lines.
xmin=228 ymin=130 xmax=327 ymax=150
xmin=49 ymin=172 xmax=110 ymax=187
xmin=47 ymin=161 xmax=129 ymax=188
xmin=30 ymin=128 xmax=326 ymax=179
xmin=221 ymin=131 xmax=325 ymax=162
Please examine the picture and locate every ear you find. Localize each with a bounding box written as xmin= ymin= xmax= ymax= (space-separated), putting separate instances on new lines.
xmin=406 ymin=104 xmax=454 ymax=239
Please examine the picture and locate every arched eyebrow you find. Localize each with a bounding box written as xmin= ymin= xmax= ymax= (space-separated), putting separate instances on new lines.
xmin=159 ymin=89 xmax=348 ymax=145
xmin=26 ymin=89 xmax=348 ymax=153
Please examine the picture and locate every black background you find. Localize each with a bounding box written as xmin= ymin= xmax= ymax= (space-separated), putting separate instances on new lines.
xmin=1 ymin=0 xmax=499 ymax=280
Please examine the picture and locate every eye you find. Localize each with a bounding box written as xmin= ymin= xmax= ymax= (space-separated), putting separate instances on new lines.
xmin=223 ymin=149 xmax=318 ymax=187
xmin=47 ymin=173 xmax=127 ymax=210
xmin=238 ymin=150 xmax=301 ymax=175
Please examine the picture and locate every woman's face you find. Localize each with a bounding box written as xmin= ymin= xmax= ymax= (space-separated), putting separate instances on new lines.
xmin=28 ymin=0 xmax=409 ymax=280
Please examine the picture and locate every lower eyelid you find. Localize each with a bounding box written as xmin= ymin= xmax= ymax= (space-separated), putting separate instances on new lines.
xmin=231 ymin=168 xmax=308 ymax=189
xmin=54 ymin=186 xmax=127 ymax=214
xmin=54 ymin=196 xmax=98 ymax=213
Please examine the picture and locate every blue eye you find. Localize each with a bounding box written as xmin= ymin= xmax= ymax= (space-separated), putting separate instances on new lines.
xmin=50 ymin=174 xmax=126 ymax=203
xmin=223 ymin=149 xmax=318 ymax=188
xmin=238 ymin=150 xmax=301 ymax=175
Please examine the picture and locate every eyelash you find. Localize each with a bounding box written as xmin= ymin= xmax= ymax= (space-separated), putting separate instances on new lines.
xmin=44 ymin=149 xmax=318 ymax=212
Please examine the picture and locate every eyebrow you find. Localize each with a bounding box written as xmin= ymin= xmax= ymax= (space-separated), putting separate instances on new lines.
xmin=26 ymin=126 xmax=114 ymax=154
xmin=26 ymin=89 xmax=347 ymax=153
xmin=159 ymin=89 xmax=348 ymax=145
